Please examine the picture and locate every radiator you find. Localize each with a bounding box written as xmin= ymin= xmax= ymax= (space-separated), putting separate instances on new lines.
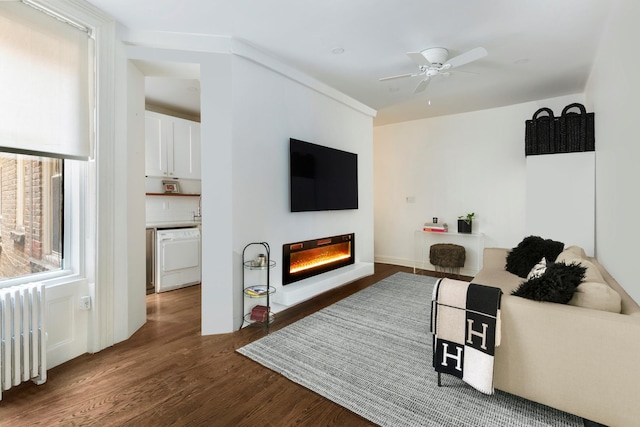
xmin=0 ymin=283 xmax=47 ymax=400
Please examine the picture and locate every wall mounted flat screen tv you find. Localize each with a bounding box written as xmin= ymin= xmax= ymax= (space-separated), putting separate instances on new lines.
xmin=289 ymin=138 xmax=358 ymax=212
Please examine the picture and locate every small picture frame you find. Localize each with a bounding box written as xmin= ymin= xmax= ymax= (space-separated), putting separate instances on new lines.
xmin=162 ymin=180 xmax=180 ymax=194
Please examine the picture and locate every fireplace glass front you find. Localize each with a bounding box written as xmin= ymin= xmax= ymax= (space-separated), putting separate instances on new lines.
xmin=282 ymin=233 xmax=355 ymax=285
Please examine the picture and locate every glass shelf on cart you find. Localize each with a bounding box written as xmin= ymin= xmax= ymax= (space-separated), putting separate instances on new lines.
xmin=243 ymin=285 xmax=276 ymax=298
xmin=243 ymin=260 xmax=276 ymax=270
xmin=243 ymin=311 xmax=275 ymax=325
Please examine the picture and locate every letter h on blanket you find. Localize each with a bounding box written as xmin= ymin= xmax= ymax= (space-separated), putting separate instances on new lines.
xmin=430 ymin=278 xmax=502 ymax=395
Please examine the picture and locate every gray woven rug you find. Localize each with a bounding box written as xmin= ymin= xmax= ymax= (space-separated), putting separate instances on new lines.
xmin=237 ymin=272 xmax=582 ymax=426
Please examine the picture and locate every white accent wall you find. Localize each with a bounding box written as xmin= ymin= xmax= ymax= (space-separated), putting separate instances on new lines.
xmin=373 ymin=94 xmax=585 ymax=268
xmin=229 ymin=54 xmax=375 ymax=321
xmin=585 ymin=0 xmax=640 ymax=303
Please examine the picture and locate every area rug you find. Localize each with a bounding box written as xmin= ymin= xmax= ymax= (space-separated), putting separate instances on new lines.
xmin=237 ymin=272 xmax=582 ymax=427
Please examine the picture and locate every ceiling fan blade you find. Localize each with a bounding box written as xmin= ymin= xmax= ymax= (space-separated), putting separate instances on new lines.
xmin=445 ymin=47 xmax=487 ymax=68
xmin=414 ymin=77 xmax=430 ymax=93
xmin=379 ymin=72 xmax=416 ymax=81
xmin=407 ymin=52 xmax=432 ymax=67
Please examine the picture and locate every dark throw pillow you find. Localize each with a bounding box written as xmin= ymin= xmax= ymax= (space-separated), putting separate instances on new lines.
xmin=505 ymin=236 xmax=565 ymax=278
xmin=511 ymin=262 xmax=587 ymax=304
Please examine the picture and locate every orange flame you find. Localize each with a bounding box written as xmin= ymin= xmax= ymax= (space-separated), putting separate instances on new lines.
xmin=289 ymin=242 xmax=351 ymax=274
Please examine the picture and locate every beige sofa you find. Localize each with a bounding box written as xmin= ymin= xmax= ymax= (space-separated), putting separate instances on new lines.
xmin=472 ymin=247 xmax=640 ymax=427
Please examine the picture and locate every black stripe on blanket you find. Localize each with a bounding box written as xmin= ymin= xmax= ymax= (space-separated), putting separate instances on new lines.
xmin=465 ymin=284 xmax=501 ymax=356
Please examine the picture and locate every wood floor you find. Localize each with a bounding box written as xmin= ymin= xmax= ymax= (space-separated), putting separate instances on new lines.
xmin=0 ymin=264 xmax=461 ymax=426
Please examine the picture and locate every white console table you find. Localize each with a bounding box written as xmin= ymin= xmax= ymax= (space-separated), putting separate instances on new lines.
xmin=413 ymin=230 xmax=485 ymax=277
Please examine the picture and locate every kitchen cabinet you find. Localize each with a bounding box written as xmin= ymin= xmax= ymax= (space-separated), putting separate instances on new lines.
xmin=145 ymin=111 xmax=201 ymax=179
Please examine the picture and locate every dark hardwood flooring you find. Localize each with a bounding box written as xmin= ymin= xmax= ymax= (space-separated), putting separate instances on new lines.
xmin=0 ymin=264 xmax=464 ymax=426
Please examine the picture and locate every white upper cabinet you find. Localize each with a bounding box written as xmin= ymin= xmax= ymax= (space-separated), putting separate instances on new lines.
xmin=145 ymin=113 xmax=166 ymax=177
xmin=145 ymin=111 xmax=201 ymax=180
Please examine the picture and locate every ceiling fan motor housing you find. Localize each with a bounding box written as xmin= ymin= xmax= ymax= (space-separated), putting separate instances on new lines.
xmin=421 ymin=47 xmax=448 ymax=66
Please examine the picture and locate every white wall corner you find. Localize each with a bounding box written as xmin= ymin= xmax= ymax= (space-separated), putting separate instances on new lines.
xmin=230 ymin=38 xmax=377 ymax=119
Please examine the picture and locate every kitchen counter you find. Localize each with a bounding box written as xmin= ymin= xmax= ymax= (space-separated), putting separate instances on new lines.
xmin=146 ymin=220 xmax=201 ymax=229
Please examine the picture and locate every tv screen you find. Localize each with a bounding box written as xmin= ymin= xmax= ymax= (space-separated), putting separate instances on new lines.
xmin=289 ymin=138 xmax=358 ymax=212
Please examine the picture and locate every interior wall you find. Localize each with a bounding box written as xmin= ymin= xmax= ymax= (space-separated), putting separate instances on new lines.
xmin=199 ymin=53 xmax=235 ymax=334
xmin=96 ymin=24 xmax=146 ymax=346
xmin=122 ymin=39 xmax=237 ymax=335
xmin=585 ymin=0 xmax=640 ymax=302
xmin=373 ymin=94 xmax=584 ymax=268
xmin=230 ymin=55 xmax=375 ymax=325
xmin=526 ymin=152 xmax=595 ymax=255
xmin=122 ymin=59 xmax=147 ymax=340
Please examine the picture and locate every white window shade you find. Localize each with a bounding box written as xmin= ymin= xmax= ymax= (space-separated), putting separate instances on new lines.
xmin=0 ymin=1 xmax=93 ymax=160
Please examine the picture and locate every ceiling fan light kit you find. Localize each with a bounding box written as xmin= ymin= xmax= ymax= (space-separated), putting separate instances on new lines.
xmin=380 ymin=46 xmax=488 ymax=94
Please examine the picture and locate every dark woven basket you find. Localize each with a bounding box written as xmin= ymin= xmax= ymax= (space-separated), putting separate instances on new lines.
xmin=558 ymin=103 xmax=595 ymax=153
xmin=525 ymin=107 xmax=557 ymax=156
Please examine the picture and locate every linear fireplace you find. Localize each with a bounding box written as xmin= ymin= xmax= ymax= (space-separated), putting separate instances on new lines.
xmin=282 ymin=233 xmax=355 ymax=285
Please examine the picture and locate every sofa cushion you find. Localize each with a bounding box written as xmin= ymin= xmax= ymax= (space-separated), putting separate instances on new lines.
xmin=505 ymin=236 xmax=565 ymax=278
xmin=511 ymin=261 xmax=586 ymax=303
xmin=560 ymin=245 xmax=587 ymax=259
xmin=568 ymin=281 xmax=622 ymax=313
xmin=555 ymin=247 xmax=623 ymax=312
xmin=555 ymin=254 xmax=605 ymax=284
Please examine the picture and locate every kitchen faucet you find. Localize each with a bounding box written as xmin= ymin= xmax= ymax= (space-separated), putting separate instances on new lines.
xmin=193 ymin=196 xmax=202 ymax=221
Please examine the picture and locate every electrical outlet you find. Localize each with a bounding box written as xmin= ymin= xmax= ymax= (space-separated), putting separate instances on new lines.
xmin=80 ymin=296 xmax=91 ymax=310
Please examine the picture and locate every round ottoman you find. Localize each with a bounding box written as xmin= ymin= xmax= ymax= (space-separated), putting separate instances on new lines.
xmin=429 ymin=243 xmax=466 ymax=277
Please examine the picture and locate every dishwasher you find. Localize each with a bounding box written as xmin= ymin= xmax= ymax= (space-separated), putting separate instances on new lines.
xmin=155 ymin=227 xmax=201 ymax=293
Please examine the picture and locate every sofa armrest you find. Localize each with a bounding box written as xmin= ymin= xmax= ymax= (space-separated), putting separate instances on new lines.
xmin=495 ymin=296 xmax=640 ymax=426
xmin=481 ymin=247 xmax=509 ymax=270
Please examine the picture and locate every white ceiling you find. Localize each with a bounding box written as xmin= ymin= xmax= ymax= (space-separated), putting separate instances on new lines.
xmin=87 ymin=0 xmax=614 ymax=126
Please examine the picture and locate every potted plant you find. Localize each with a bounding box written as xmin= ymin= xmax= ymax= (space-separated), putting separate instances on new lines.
xmin=457 ymin=212 xmax=475 ymax=234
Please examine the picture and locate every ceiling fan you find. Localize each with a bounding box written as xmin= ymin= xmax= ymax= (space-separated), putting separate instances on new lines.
xmin=380 ymin=47 xmax=488 ymax=93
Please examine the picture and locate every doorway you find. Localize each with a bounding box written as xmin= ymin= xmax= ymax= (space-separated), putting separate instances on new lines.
xmin=133 ymin=59 xmax=202 ymax=322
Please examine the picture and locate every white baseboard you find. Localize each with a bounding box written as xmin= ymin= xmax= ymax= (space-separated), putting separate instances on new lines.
xmin=374 ymin=255 xmax=478 ymax=277
xmin=374 ymin=256 xmax=414 ymax=268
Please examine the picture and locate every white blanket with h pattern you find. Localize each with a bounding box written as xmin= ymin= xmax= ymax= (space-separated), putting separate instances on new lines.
xmin=430 ymin=278 xmax=502 ymax=395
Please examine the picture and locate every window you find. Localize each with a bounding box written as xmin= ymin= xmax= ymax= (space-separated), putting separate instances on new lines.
xmin=0 ymin=153 xmax=63 ymax=279
xmin=0 ymin=1 xmax=93 ymax=285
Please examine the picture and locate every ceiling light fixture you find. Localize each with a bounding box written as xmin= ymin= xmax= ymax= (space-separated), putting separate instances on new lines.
xmin=331 ymin=47 xmax=345 ymax=55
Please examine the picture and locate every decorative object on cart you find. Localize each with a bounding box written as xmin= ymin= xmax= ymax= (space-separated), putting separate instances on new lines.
xmin=250 ymin=305 xmax=270 ymax=322
xmin=457 ymin=212 xmax=475 ymax=234
xmin=255 ymin=254 xmax=267 ymax=267
xmin=524 ymin=103 xmax=595 ymax=156
xmin=162 ymin=180 xmax=180 ymax=193
xmin=241 ymin=242 xmax=276 ymax=331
